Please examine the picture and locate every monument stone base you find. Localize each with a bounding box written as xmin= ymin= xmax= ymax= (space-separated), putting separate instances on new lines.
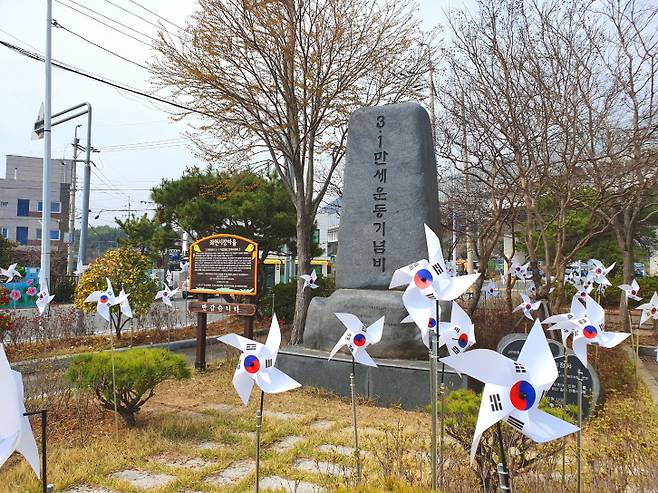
xmin=302 ymin=288 xmax=430 ymax=359
xmin=276 ymin=345 xmax=466 ymax=410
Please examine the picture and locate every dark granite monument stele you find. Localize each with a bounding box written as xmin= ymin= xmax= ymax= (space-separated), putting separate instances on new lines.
xmin=276 ymin=102 xmax=466 ymax=409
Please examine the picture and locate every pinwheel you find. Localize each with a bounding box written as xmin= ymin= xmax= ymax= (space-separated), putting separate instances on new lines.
xmin=589 ymin=259 xmax=615 ymax=288
xmin=84 ymin=278 xmax=125 ymax=322
xmin=483 ymin=280 xmax=498 ymax=298
xmin=513 ymin=293 xmax=540 ymax=320
xmin=155 ymin=285 xmax=179 ymax=307
xmin=526 ymin=281 xmax=537 ymax=298
xmin=445 ymin=260 xmax=457 ymax=277
xmin=570 ymin=296 xmax=630 ymax=367
xmin=73 ymin=259 xmax=88 ymax=277
xmin=510 ymin=261 xmax=530 ymax=280
xmin=118 ymin=289 xmax=132 ymax=319
xmin=0 ymin=263 xmax=21 ymax=283
xmin=573 ymin=282 xmax=593 ymax=303
xmin=619 ymin=279 xmax=641 ymax=302
xmin=0 ymin=344 xmax=40 ymax=479
xmin=166 ymin=270 xmax=174 ymax=287
xmin=440 ymin=319 xmax=580 ymax=463
xmin=329 ymin=313 xmax=384 ymax=367
xmin=438 ymin=301 xmax=475 ymax=356
xmin=637 ymin=292 xmax=658 ymax=326
xmin=300 ymin=269 xmax=319 ymax=290
xmin=542 ymin=297 xmax=594 ymax=345
xmin=180 ymin=261 xmax=189 ymax=275
xmin=35 ymin=274 xmax=55 ymax=315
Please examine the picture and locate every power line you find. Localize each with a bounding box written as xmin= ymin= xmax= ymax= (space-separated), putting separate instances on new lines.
xmin=53 ymin=0 xmax=152 ymax=47
xmin=53 ymin=20 xmax=149 ymax=70
xmin=125 ymin=0 xmax=184 ymax=31
xmin=0 ymin=40 xmax=213 ymax=117
xmin=103 ymin=0 xmax=178 ymax=37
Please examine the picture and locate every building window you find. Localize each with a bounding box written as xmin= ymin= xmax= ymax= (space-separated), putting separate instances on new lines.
xmin=16 ymin=227 xmax=28 ymax=245
xmin=0 ymin=227 xmax=7 ymax=239
xmin=37 ymin=201 xmax=62 ymax=213
xmin=0 ymin=201 xmax=8 ymax=208
xmin=36 ymin=229 xmax=61 ymax=241
xmin=17 ymin=199 xmax=29 ymax=217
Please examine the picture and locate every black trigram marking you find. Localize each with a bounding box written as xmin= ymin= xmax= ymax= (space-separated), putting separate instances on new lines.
xmin=344 ymin=333 xmax=351 ymax=341
xmin=514 ymin=363 xmax=526 ymax=373
xmin=425 ymin=293 xmax=437 ymax=300
xmin=431 ymin=262 xmax=444 ymax=275
xmin=265 ymin=359 xmax=273 ymax=368
xmin=489 ymin=393 xmax=503 ymax=412
xmin=507 ymin=416 xmax=525 ymax=431
xmin=451 ymin=345 xmax=460 ymax=355
xmin=236 ymin=362 xmax=242 ymax=370
xmin=577 ymin=319 xmax=587 ymax=325
xmin=408 ymin=262 xmax=420 ymax=270
xmin=566 ymin=314 xmax=575 ymax=319
xmin=246 ymin=343 xmax=257 ymax=351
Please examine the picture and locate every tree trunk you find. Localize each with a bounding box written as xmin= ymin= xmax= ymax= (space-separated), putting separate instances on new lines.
xmin=619 ymin=246 xmax=634 ymax=332
xmin=290 ymin=213 xmax=312 ymax=344
xmin=467 ymin=250 xmax=490 ymax=316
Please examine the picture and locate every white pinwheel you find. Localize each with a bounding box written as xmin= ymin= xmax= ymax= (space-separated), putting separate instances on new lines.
xmin=619 ymin=279 xmax=641 ymax=302
xmin=589 ymin=259 xmax=615 ymax=288
xmin=438 ymin=301 xmax=475 ymax=356
xmin=35 ymin=274 xmax=55 ymax=315
xmin=155 ymin=285 xmax=179 ymax=307
xmin=573 ymin=282 xmax=593 ymax=303
xmin=0 ymin=263 xmax=21 ymax=283
xmin=511 ymin=262 xmax=530 ymax=280
xmin=180 ymin=261 xmax=189 ymax=275
xmin=542 ymin=296 xmax=598 ymax=345
xmin=329 ymin=313 xmax=384 ymax=367
xmin=84 ymin=278 xmax=125 ymax=322
xmin=389 ymin=225 xmax=480 ymax=346
xmin=637 ymin=292 xmax=658 ymax=326
xmin=118 ymin=289 xmax=133 ymax=319
xmin=300 ymin=270 xmax=319 ymax=290
xmin=73 ymin=258 xmax=88 ymax=277
xmin=166 ymin=270 xmax=174 ymax=288
xmin=570 ymin=296 xmax=630 ymax=367
xmin=513 ymin=293 xmax=540 ymax=320
xmin=218 ymin=315 xmax=301 ymax=405
xmin=0 ymin=344 xmax=40 ymax=478
xmin=440 ymin=319 xmax=579 ymax=462
xmin=526 ymin=281 xmax=537 ymax=298
xmin=483 ymin=280 xmax=498 ymax=297
xmin=445 ymin=260 xmax=457 ymax=277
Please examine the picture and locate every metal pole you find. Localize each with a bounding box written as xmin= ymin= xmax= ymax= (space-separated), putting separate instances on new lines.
xmin=195 ymin=293 xmax=207 ymax=371
xmin=430 ymin=308 xmax=438 ymax=490
xmin=40 ymin=0 xmax=53 ymax=283
xmin=577 ymin=369 xmax=583 ymax=493
xmin=439 ymin=362 xmax=446 ymax=489
xmin=561 ymin=354 xmax=568 ymax=485
xmin=66 ymin=127 xmax=80 ymax=275
xmin=496 ymin=422 xmax=512 ymax=492
xmin=79 ymin=106 xmax=92 ymax=265
xmin=23 ymin=410 xmax=53 ymax=493
xmin=350 ymin=355 xmax=362 ymax=483
xmin=255 ymin=391 xmax=264 ymax=493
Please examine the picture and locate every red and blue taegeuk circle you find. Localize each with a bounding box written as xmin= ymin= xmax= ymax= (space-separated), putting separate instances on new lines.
xmin=353 ymin=333 xmax=367 ymax=347
xmin=428 ymin=318 xmax=437 ymax=329
xmin=509 ymin=380 xmax=536 ymax=411
xmin=244 ymin=355 xmax=260 ymax=374
xmin=100 ymin=294 xmax=109 ymax=304
xmin=457 ymin=332 xmax=469 ymax=348
xmin=583 ymin=325 xmax=598 ymax=339
xmin=414 ymin=269 xmax=433 ymax=289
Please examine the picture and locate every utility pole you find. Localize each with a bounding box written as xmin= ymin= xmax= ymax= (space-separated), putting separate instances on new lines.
xmin=78 ymin=111 xmax=93 ymax=266
xmin=462 ymin=91 xmax=476 ymax=274
xmin=40 ymin=0 xmax=53 ymax=284
xmin=66 ymin=125 xmax=81 ymax=275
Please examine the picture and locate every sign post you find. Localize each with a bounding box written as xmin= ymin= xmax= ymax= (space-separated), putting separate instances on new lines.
xmin=188 ymin=234 xmax=259 ymax=370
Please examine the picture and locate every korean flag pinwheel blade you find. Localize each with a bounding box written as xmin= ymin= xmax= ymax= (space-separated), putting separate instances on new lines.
xmin=218 ymin=314 xmax=300 ymax=406
xmin=329 ymin=313 xmax=385 ymax=367
xmin=637 ymin=292 xmax=658 ymax=326
xmin=438 ymin=301 xmax=475 ymax=356
xmin=399 ymin=289 xmax=436 ymax=349
xmin=35 ymin=273 xmax=55 ymax=315
xmin=83 ymin=278 xmax=117 ymax=322
xmin=440 ymin=320 xmax=578 ymax=463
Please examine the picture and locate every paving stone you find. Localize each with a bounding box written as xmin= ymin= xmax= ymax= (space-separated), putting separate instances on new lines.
xmin=206 ymin=403 xmax=237 ymax=412
xmin=110 ymin=469 xmax=175 ymax=489
xmin=61 ymin=486 xmax=114 ymax=493
xmin=340 ymin=426 xmax=383 ymax=436
xmin=148 ymin=453 xmax=214 ymax=469
xmin=197 ymin=440 xmax=223 ymax=450
xmin=317 ymin=444 xmax=372 ymax=459
xmin=261 ymin=476 xmax=326 ymax=493
xmin=309 ymin=420 xmax=335 ymax=431
xmin=264 ymin=410 xmax=304 ymax=421
xmin=270 ymin=435 xmax=304 ymax=453
xmin=293 ymin=459 xmax=352 ymax=477
xmin=204 ymin=459 xmax=256 ymax=486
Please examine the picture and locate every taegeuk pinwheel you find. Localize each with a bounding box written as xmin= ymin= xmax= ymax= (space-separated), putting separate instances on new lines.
xmin=329 ymin=313 xmax=384 ymax=367
xmin=118 ymin=289 xmax=133 ymax=319
xmin=542 ymin=296 xmax=596 ymax=345
xmin=440 ymin=319 xmax=579 ymax=462
xmin=513 ymin=293 xmax=541 ymax=320
xmin=483 ymin=280 xmax=498 ymax=297
xmin=35 ymin=273 xmax=55 ymax=315
xmin=0 ymin=263 xmax=21 ymax=283
xmin=589 ymin=259 xmax=615 ymax=288
xmin=300 ymin=269 xmax=319 ymax=290
xmin=84 ymin=278 xmax=126 ymax=322
xmin=438 ymin=301 xmax=475 ymax=356
xmin=637 ymin=292 xmax=658 ymax=326
xmin=510 ymin=262 xmax=530 ymax=280
xmin=73 ymin=259 xmax=88 ymax=277
xmin=619 ymin=279 xmax=641 ymax=302
xmin=569 ymin=296 xmax=629 ymax=367
xmin=0 ymin=344 xmax=40 ymax=478
xmin=155 ymin=284 xmax=179 ymax=307
xmin=218 ymin=314 xmax=300 ymax=405
xmin=389 ymin=225 xmax=480 ymax=347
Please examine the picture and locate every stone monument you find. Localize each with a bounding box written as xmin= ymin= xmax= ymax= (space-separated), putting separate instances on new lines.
xmin=302 ymin=102 xmax=440 ymax=359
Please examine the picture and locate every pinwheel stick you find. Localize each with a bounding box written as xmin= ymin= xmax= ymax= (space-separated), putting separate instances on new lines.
xmin=108 ymin=317 xmax=119 ymax=441
xmin=496 ymin=422 xmax=511 ymax=492
xmin=561 ymin=354 xmax=568 ymax=486
xmin=255 ymin=390 xmax=264 ymax=493
xmin=625 ymin=298 xmax=638 ymax=383
xmin=430 ymin=324 xmax=438 ymax=491
xmin=23 ymin=409 xmax=51 ymax=493
xmin=439 ymin=361 xmax=446 ymax=489
xmin=577 ymin=370 xmax=583 ymax=493
xmin=350 ymin=355 xmax=362 ymax=483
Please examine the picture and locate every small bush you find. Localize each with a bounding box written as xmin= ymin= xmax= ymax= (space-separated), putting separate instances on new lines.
xmin=65 ymin=348 xmax=191 ymax=426
xmin=52 ymin=276 xmax=76 ymax=304
xmin=261 ymin=274 xmax=335 ymax=322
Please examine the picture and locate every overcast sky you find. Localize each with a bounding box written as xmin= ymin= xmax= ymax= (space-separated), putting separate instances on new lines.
xmin=0 ymin=0 xmax=470 ymax=227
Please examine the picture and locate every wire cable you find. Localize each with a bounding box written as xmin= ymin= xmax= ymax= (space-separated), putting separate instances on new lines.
xmin=125 ymin=0 xmax=184 ymax=31
xmin=103 ymin=0 xmax=179 ymax=37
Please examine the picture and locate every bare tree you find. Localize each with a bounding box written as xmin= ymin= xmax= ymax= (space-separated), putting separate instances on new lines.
xmin=151 ymin=0 xmax=433 ymax=342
